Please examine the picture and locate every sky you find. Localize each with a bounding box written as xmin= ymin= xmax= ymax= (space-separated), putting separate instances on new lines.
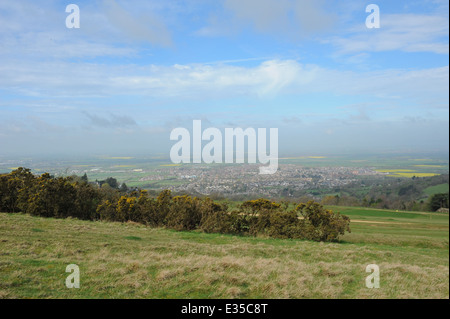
xmin=0 ymin=0 xmax=448 ymax=158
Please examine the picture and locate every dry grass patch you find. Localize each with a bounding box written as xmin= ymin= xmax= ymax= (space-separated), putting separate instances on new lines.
xmin=0 ymin=212 xmax=448 ymax=298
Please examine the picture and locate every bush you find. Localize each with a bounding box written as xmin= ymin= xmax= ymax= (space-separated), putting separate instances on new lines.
xmin=96 ymin=200 xmax=117 ymax=221
xmin=200 ymin=211 xmax=234 ymax=234
xmin=0 ymin=168 xmax=36 ymax=213
xmin=26 ymin=174 xmax=77 ymax=218
xmin=241 ymin=198 xmax=281 ymax=214
xmin=0 ymin=168 xmax=352 ymax=242
xmin=266 ymin=211 xmax=304 ymax=239
xmin=296 ymin=201 xmax=351 ymax=241
xmin=166 ymin=195 xmax=203 ymax=231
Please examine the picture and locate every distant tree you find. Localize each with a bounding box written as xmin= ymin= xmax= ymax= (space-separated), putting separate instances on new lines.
xmin=428 ymin=193 xmax=449 ymax=212
xmin=321 ymin=195 xmax=340 ymax=206
xmin=105 ymin=177 xmax=118 ymax=189
xmin=362 ymin=198 xmax=369 ymax=207
xmin=119 ymin=183 xmax=129 ymax=193
xmin=81 ymin=173 xmax=88 ymax=183
xmin=99 ymin=183 xmax=119 ymax=202
xmin=398 ymin=185 xmax=419 ymax=197
xmin=339 ymin=196 xmax=360 ymax=207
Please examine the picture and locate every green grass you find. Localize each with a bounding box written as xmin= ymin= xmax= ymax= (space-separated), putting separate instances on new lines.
xmin=424 ymin=184 xmax=449 ymax=197
xmin=124 ymin=236 xmax=142 ymax=241
xmin=0 ymin=207 xmax=448 ymax=299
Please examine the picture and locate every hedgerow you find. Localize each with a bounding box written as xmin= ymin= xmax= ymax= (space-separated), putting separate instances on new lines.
xmin=0 ymin=168 xmax=351 ymax=242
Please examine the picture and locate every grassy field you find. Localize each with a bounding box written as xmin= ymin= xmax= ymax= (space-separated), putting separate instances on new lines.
xmin=424 ymin=183 xmax=449 ymax=196
xmin=0 ymin=207 xmax=448 ymax=299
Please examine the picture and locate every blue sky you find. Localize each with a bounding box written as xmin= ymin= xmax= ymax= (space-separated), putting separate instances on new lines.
xmin=0 ymin=0 xmax=448 ymax=157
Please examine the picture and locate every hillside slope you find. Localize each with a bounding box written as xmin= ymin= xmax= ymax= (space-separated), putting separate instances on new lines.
xmin=0 ymin=209 xmax=448 ymax=299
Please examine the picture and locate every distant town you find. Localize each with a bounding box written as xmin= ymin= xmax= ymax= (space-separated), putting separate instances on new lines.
xmin=2 ymin=154 xmax=448 ymax=203
xmin=137 ymin=164 xmax=383 ymax=198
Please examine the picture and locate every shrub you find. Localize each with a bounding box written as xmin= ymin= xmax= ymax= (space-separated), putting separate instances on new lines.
xmin=96 ymin=200 xmax=117 ymax=221
xmin=200 ymin=211 xmax=233 ymax=234
xmin=266 ymin=211 xmax=304 ymax=239
xmin=0 ymin=168 xmax=36 ymax=213
xmin=72 ymin=181 xmax=101 ymax=220
xmin=241 ymin=198 xmax=281 ymax=214
xmin=116 ymin=195 xmax=137 ymax=222
xmin=26 ymin=174 xmax=77 ymax=218
xmin=166 ymin=195 xmax=203 ymax=231
xmin=296 ymin=201 xmax=351 ymax=241
xmin=0 ymin=168 xmax=352 ymax=242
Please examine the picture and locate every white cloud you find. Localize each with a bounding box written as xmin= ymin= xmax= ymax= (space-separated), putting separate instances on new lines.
xmin=0 ymin=58 xmax=448 ymax=107
xmin=328 ymin=13 xmax=449 ymax=54
xmin=0 ymin=0 xmax=171 ymax=61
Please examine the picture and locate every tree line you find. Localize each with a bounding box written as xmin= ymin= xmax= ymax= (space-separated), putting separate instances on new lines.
xmin=0 ymin=168 xmax=350 ymax=242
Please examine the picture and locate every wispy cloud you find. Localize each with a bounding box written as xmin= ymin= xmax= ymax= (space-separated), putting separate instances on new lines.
xmin=196 ymin=0 xmax=335 ymax=38
xmin=327 ymin=13 xmax=449 ymax=55
xmin=82 ymin=112 xmax=137 ymax=128
xmin=102 ymin=0 xmax=172 ymax=47
xmin=1 ymin=59 xmax=447 ymax=105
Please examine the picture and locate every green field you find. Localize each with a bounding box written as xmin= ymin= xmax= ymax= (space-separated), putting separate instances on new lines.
xmin=424 ymin=184 xmax=450 ymax=197
xmin=0 ymin=207 xmax=448 ymax=299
